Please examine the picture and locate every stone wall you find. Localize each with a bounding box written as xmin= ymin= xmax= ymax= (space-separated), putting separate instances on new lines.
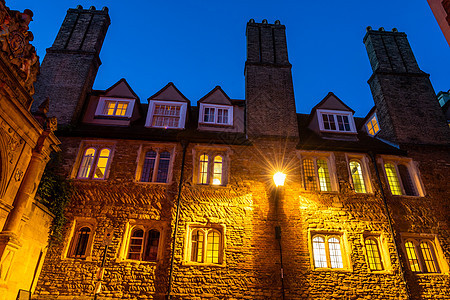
xmin=33 ymin=137 xmax=450 ymax=299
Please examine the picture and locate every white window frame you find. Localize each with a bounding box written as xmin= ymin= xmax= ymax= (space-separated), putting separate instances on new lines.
xmin=365 ymin=113 xmax=380 ymax=136
xmin=298 ymin=151 xmax=338 ymax=192
xmin=400 ymin=233 xmax=449 ymax=274
xmin=117 ymin=220 xmax=166 ymax=263
xmin=193 ymin=147 xmax=230 ymax=186
xmin=73 ymin=142 xmax=115 ymax=180
xmin=309 ymin=231 xmax=351 ymax=271
xmin=199 ymin=103 xmax=233 ymax=126
xmin=145 ymin=100 xmax=187 ymax=129
xmin=345 ymin=154 xmax=373 ymax=193
xmin=184 ymin=223 xmax=225 ymax=266
xmin=135 ymin=145 xmax=175 ymax=184
xmin=95 ymin=97 xmax=135 ymax=118
xmin=316 ymin=109 xmax=357 ymax=133
xmin=379 ymin=156 xmax=425 ymax=197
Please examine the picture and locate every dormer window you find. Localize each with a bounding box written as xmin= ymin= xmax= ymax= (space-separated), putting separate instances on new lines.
xmin=146 ymin=100 xmax=187 ymax=129
xmin=366 ymin=114 xmax=380 ymax=136
xmin=200 ymin=104 xmax=233 ymax=126
xmin=95 ymin=97 xmax=134 ymax=118
xmin=317 ymin=109 xmax=356 ymax=133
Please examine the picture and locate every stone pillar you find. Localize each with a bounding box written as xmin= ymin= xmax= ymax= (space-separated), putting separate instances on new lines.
xmin=0 ymin=136 xmax=48 ymax=285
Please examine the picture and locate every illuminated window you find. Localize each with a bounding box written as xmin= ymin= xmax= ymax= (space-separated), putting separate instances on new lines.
xmin=366 ymin=114 xmax=380 ymax=136
xmin=146 ymin=100 xmax=187 ymax=129
xmin=384 ymin=162 xmax=419 ymax=196
xmin=95 ymin=98 xmax=134 ymax=118
xmin=77 ymin=147 xmax=112 ymax=180
xmin=127 ymin=228 xmax=161 ymax=262
xmin=301 ymin=155 xmax=335 ymax=192
xmin=349 ymin=160 xmax=367 ymax=193
xmin=317 ymin=110 xmax=356 ymax=133
xmin=404 ymin=238 xmax=440 ymax=273
xmin=188 ymin=226 xmax=223 ymax=264
xmin=68 ymin=220 xmax=96 ymax=259
xmin=311 ymin=234 xmax=345 ymax=269
xmin=200 ymin=104 xmax=233 ymax=126
xmin=195 ymin=150 xmax=228 ymax=186
xmin=364 ymin=237 xmax=383 ymax=271
xmin=139 ymin=150 xmax=172 ymax=183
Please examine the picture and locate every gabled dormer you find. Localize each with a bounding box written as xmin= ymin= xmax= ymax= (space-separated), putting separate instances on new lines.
xmin=308 ymin=92 xmax=357 ymax=140
xmin=197 ymin=86 xmax=244 ymax=132
xmin=82 ymin=78 xmax=140 ymax=126
xmin=145 ymin=82 xmax=189 ymax=129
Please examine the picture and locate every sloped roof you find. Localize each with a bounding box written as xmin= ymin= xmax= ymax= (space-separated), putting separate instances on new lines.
xmin=102 ymin=78 xmax=140 ymax=101
xmin=148 ymin=82 xmax=190 ymax=103
xmin=198 ymin=86 xmax=232 ymax=105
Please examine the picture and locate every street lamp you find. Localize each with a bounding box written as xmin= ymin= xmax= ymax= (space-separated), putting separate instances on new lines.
xmin=273 ymin=171 xmax=286 ymax=187
xmin=272 ymin=171 xmax=286 ymax=300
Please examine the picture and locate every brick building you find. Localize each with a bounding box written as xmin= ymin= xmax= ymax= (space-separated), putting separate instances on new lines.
xmin=0 ymin=1 xmax=60 ymax=299
xmin=32 ymin=6 xmax=449 ymax=300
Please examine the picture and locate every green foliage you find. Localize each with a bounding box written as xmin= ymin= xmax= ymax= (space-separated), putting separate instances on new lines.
xmin=36 ymin=153 xmax=74 ymax=244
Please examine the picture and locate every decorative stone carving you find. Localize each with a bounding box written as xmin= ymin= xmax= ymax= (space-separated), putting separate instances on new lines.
xmin=0 ymin=3 xmax=39 ymax=95
xmin=14 ymin=169 xmax=22 ymax=182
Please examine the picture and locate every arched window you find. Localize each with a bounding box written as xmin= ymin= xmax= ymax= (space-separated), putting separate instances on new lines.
xmin=189 ymin=227 xmax=223 ymax=264
xmin=127 ymin=228 xmax=161 ymax=262
xmin=71 ymin=226 xmax=91 ymax=258
xmin=350 ymin=160 xmax=366 ymax=193
xmin=384 ymin=163 xmax=402 ymax=195
xmin=312 ymin=234 xmax=344 ymax=269
xmin=191 ymin=229 xmax=204 ymax=262
xmin=404 ymin=239 xmax=440 ymax=273
xmin=93 ymin=148 xmax=111 ymax=179
xmin=77 ymin=146 xmax=112 ymax=180
xmin=364 ymin=238 xmax=383 ymax=271
xmin=199 ymin=154 xmax=209 ymax=184
xmin=141 ymin=151 xmax=157 ymax=182
xmin=212 ymin=156 xmax=223 ymax=185
xmin=77 ymin=148 xmax=96 ymax=179
xmin=317 ymin=159 xmax=331 ymax=192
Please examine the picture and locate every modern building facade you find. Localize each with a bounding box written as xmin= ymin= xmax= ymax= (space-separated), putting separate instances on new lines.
xmin=32 ymin=6 xmax=449 ymax=300
xmin=0 ymin=2 xmax=60 ymax=299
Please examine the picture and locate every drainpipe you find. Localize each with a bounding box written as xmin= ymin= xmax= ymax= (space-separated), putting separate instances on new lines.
xmin=368 ymin=151 xmax=411 ymax=300
xmin=167 ymin=140 xmax=188 ymax=300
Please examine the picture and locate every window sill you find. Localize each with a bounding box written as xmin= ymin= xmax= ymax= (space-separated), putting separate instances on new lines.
xmin=198 ymin=122 xmax=233 ymax=128
xmin=302 ymin=189 xmax=339 ymax=194
xmin=390 ymin=194 xmax=424 ymax=199
xmin=94 ymin=115 xmax=131 ymax=120
xmin=115 ymin=258 xmax=159 ymax=264
xmin=135 ymin=181 xmax=171 ymax=185
xmin=196 ymin=183 xmax=229 ymax=188
xmin=63 ymin=256 xmax=93 ymax=261
xmin=312 ymin=267 xmax=352 ymax=272
xmin=367 ymin=269 xmax=394 ymax=275
xmin=148 ymin=125 xmax=184 ymax=130
xmin=182 ymin=261 xmax=226 ymax=268
xmin=74 ymin=178 xmax=107 ymax=181
xmin=413 ymin=272 xmax=445 ymax=276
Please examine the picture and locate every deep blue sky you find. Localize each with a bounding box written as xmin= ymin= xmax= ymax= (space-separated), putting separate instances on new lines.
xmin=13 ymin=0 xmax=450 ymax=116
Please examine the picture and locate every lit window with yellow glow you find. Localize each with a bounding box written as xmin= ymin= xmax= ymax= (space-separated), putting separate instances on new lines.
xmin=102 ymin=100 xmax=129 ymax=116
xmin=188 ymin=227 xmax=223 ymax=265
xmin=364 ymin=238 xmax=383 ymax=271
xmin=196 ymin=150 xmax=228 ymax=186
xmin=404 ymin=239 xmax=441 ymax=273
xmin=77 ymin=147 xmax=112 ymax=180
xmin=350 ymin=160 xmax=366 ymax=193
xmin=366 ymin=114 xmax=380 ymax=136
xmin=384 ymin=162 xmax=419 ymax=196
xmin=312 ymin=234 xmax=345 ymax=269
xmin=302 ymin=156 xmax=334 ymax=192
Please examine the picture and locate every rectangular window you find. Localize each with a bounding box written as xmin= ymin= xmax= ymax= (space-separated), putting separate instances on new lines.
xmin=95 ymin=98 xmax=134 ymax=118
xmin=402 ymin=236 xmax=443 ymax=273
xmin=311 ymin=233 xmax=347 ymax=269
xmin=195 ymin=149 xmax=229 ymax=186
xmin=366 ymin=114 xmax=380 ymax=136
xmin=76 ymin=146 xmax=113 ymax=180
xmin=382 ymin=158 xmax=423 ymax=196
xmin=187 ymin=224 xmax=224 ymax=265
xmin=152 ymin=105 xmax=181 ymax=128
xmin=200 ymin=104 xmax=233 ymax=126
xmin=317 ymin=110 xmax=356 ymax=133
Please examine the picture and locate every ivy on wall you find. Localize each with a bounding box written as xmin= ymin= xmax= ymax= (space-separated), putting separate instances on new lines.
xmin=36 ymin=152 xmax=74 ymax=244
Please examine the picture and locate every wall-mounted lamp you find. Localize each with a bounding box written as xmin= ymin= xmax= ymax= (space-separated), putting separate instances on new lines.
xmin=273 ymin=172 xmax=286 ymax=187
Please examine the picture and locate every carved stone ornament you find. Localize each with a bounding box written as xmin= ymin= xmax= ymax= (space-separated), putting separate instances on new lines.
xmin=14 ymin=169 xmax=23 ymax=182
xmin=7 ymin=135 xmax=19 ymax=164
xmin=0 ymin=3 xmax=39 ymax=94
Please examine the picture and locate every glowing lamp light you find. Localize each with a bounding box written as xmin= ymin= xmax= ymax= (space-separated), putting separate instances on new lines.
xmin=212 ymin=178 xmax=221 ymax=185
xmin=273 ymin=172 xmax=286 ymax=187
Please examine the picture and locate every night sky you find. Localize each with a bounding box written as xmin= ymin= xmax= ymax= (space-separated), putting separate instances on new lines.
xmin=12 ymin=0 xmax=450 ymax=117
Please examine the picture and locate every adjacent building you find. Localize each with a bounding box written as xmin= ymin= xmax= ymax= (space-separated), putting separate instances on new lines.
xmin=0 ymin=2 xmax=60 ymax=299
xmin=32 ymin=6 xmax=449 ymax=300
